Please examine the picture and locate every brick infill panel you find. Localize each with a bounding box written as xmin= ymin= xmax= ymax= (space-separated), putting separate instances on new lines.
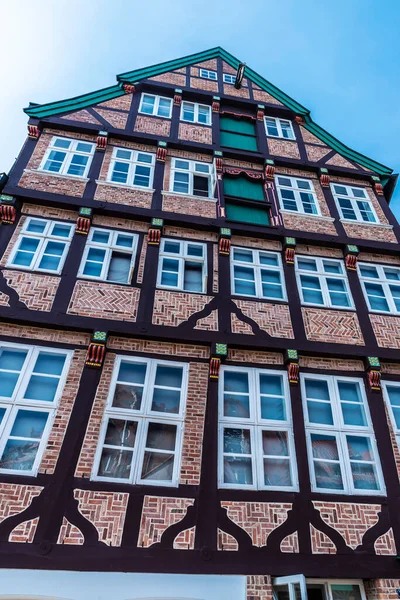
xmin=282 ymin=212 xmax=337 ymax=235
xmin=221 ymin=501 xmax=293 ymax=547
xmin=2 ymin=270 xmax=59 ymax=312
xmin=223 ymin=84 xmax=250 ymax=99
xmin=138 ymin=496 xmax=194 ymax=547
xmin=0 ymin=484 xmax=43 ymax=531
xmin=310 ymin=523 xmax=336 ymax=554
xmin=296 ymin=244 xmax=343 ymax=258
xmin=39 ymin=349 xmax=86 ymax=474
xmin=302 ymin=307 xmax=364 ymax=345
xmin=95 ymin=108 xmax=128 ymax=130
xmin=173 ymin=526 xmax=196 ymax=549
xmin=22 ymin=203 xmax=77 ymax=221
xmin=162 ymin=193 xmax=217 ymax=219
xmin=231 ymin=236 xmax=282 ymax=251
xmin=152 ymin=290 xmax=216 ymax=328
xmin=342 ymin=222 xmax=397 ymax=244
xmin=0 ymin=323 xmax=90 ymax=346
xmin=134 ymin=115 xmax=171 ymax=137
xmin=246 ymin=575 xmax=273 ymax=600
xmin=178 ymin=123 xmax=212 ymax=145
xmin=94 ymin=183 xmax=153 ymax=207
xmin=19 ymin=170 xmax=87 ymax=198
xmin=227 ymin=349 xmax=284 ymax=365
xmin=224 ymin=158 xmax=264 ymax=170
xmin=267 ymin=138 xmax=300 ymax=160
xmin=194 ymin=309 xmax=218 ymax=330
xmin=107 ymin=337 xmax=209 ymax=359
xmin=358 ymin=253 xmax=400 ymax=265
xmin=218 ymin=528 xmax=239 ymax=551
xmin=74 ymin=489 xmax=128 ymax=546
xmin=365 ymin=578 xmax=400 ymax=600
xmin=92 ymin=215 xmax=148 ymax=232
xmin=57 ymin=516 xmax=84 ymax=545
xmin=190 ymin=78 xmax=218 ymax=92
xmin=95 ymin=94 xmax=132 ymax=111
xmin=150 ymin=72 xmax=186 ymax=86
xmin=233 ymin=301 xmax=294 ymax=338
xmin=306 ymin=145 xmax=332 ymax=162
xmin=60 ymin=109 xmax=102 ymax=125
xmin=0 ymin=292 xmax=10 ymax=306
xmin=163 ymin=225 xmax=218 ymax=242
xmin=280 ymin=531 xmax=299 ymax=553
xmin=299 ymin=356 xmax=364 ymax=371
xmin=370 ymin=314 xmax=400 ymax=349
xmin=67 ymin=280 xmax=140 ymax=321
xmin=8 ymin=517 xmax=39 ymax=543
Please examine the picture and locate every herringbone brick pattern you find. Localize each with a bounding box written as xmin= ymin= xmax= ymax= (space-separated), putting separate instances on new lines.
xmin=280 ymin=531 xmax=299 ymax=553
xmin=57 ymin=517 xmax=84 ymax=545
xmin=221 ymin=501 xmax=292 ymax=547
xmin=39 ymin=349 xmax=86 ymax=474
xmin=370 ymin=314 xmax=400 ymax=349
xmin=107 ymin=336 xmax=209 ymax=359
xmin=374 ymin=528 xmax=396 ymax=555
xmin=137 ymin=237 xmax=147 ymax=284
xmin=152 ymin=290 xmax=215 ymax=327
xmin=194 ymin=309 xmax=218 ymax=330
xmin=0 ymin=323 xmax=90 ymax=346
xmin=3 ymin=270 xmax=59 ymax=312
xmin=74 ymin=489 xmax=129 ymax=546
xmin=231 ymin=313 xmax=254 ymax=335
xmin=299 ymin=356 xmax=364 ymax=371
xmin=302 ymin=307 xmax=364 ymax=345
xmin=68 ymin=281 xmax=140 ymax=321
xmin=233 ymin=301 xmax=294 ymax=338
xmin=246 ymin=575 xmax=273 ymax=600
xmin=227 ymin=349 xmax=284 ymax=365
xmin=9 ymin=517 xmax=39 ymax=543
xmin=217 ymin=528 xmax=238 ymax=551
xmin=0 ymin=484 xmax=43 ymax=525
xmin=134 ymin=115 xmax=171 ymax=137
xmin=173 ymin=526 xmax=196 ymax=549
xmin=0 ymin=292 xmax=10 ymax=306
xmin=313 ymin=501 xmax=381 ymax=549
xmin=138 ymin=496 xmax=194 ymax=548
xmin=310 ymin=524 xmax=336 ymax=554
xmin=180 ymin=362 xmax=209 ymax=485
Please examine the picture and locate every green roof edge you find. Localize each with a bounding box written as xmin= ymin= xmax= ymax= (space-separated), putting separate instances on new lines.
xmin=23 ymin=47 xmax=393 ymax=177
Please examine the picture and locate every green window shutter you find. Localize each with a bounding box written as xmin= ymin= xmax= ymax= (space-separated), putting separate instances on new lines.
xmin=220 ymin=116 xmax=256 ymax=135
xmin=220 ymin=115 xmax=258 ymax=151
xmin=226 ymin=202 xmax=270 ymax=226
xmin=223 ymin=176 xmax=265 ymax=201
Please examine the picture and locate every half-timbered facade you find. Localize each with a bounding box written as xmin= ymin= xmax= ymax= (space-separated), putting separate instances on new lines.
xmin=0 ymin=47 xmax=400 ymax=600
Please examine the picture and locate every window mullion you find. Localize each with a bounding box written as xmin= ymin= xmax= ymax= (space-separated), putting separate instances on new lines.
xmin=338 ymin=431 xmax=352 ymax=493
xmin=133 ymin=417 xmax=147 ymax=484
xmin=62 ymin=150 xmax=74 ymax=176
xmin=31 ymin=237 xmax=47 ymax=271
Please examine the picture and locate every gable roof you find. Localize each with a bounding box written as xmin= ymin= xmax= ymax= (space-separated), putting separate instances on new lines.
xmin=24 ymin=46 xmax=392 ymax=178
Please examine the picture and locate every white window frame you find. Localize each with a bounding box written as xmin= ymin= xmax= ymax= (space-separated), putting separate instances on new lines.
xmin=358 ymin=262 xmax=400 ymax=314
xmin=230 ymin=246 xmax=287 ymax=301
xmin=301 ymin=373 xmax=385 ymax=496
xmin=273 ymin=578 xmax=367 ymax=600
xmin=157 ymin=238 xmax=208 ymax=293
xmin=170 ymin=158 xmax=216 ymax=198
xmin=39 ymin=136 xmax=95 ymax=178
xmin=275 ymin=175 xmax=320 ymax=215
xmin=138 ymin=93 xmax=173 ymax=119
xmin=77 ymin=227 xmax=139 ymax=284
xmin=7 ymin=217 xmax=74 ymax=275
xmin=306 ymin=580 xmax=367 ymax=600
xmin=106 ymin=147 xmax=155 ymax=189
xmin=264 ymin=116 xmax=296 ymax=140
xmin=223 ymin=73 xmax=236 ymax=84
xmin=382 ymin=381 xmax=400 ymax=450
xmin=180 ymin=101 xmax=212 ymax=126
xmin=330 ymin=183 xmax=379 ymax=224
xmin=91 ymin=356 xmax=189 ymax=487
xmin=295 ymin=256 xmax=354 ymax=310
xmin=218 ymin=366 xmax=298 ymax=491
xmin=199 ymin=68 xmax=217 ymax=80
xmin=0 ymin=342 xmax=72 ymax=476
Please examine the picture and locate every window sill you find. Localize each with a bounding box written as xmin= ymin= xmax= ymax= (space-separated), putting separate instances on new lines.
xmin=180 ymin=119 xmax=212 ymax=127
xmin=138 ymin=111 xmax=172 ymax=121
xmin=25 ymin=169 xmax=90 ymax=183
xmin=368 ymin=309 xmax=400 ymax=317
xmin=96 ymin=180 xmax=155 ymax=193
xmin=232 ymin=293 xmax=288 ymax=304
xmin=162 ymin=191 xmax=217 ymax=203
xmin=279 ymin=209 xmax=334 ymax=222
xmin=266 ymin=135 xmax=297 ymax=141
xmin=157 ymin=285 xmax=207 ymax=295
xmin=311 ymin=487 xmax=386 ymax=497
xmin=301 ymin=303 xmax=356 ymax=312
xmin=4 ymin=265 xmax=62 ymax=276
xmin=340 ymin=218 xmax=393 ymax=229
xmin=77 ymin=276 xmax=134 ymax=286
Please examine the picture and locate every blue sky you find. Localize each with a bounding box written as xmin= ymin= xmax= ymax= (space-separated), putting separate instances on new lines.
xmin=2 ymin=0 xmax=400 ymax=215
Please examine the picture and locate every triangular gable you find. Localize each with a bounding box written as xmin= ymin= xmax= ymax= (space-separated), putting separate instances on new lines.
xmin=23 ymin=47 xmax=393 ymax=177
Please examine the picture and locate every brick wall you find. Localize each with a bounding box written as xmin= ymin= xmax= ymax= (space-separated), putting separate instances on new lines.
xmin=2 ymin=270 xmax=60 ymax=312
xmin=232 ymin=301 xmax=294 ymax=338
xmin=0 ymin=292 xmax=10 ymax=306
xmin=193 ymin=59 xmax=218 ymax=70
xmin=178 ymin=123 xmax=212 ymax=144
xmin=138 ymin=496 xmax=194 ymax=547
xmin=180 ymin=362 xmax=209 ymax=485
xmin=94 ymin=183 xmax=153 ymax=207
xmin=267 ymin=139 xmax=300 ymax=160
xmin=231 ymin=236 xmax=281 ymax=251
xmin=39 ymin=349 xmax=86 ymax=474
xmin=0 ymin=484 xmax=43 ymax=537
xmin=227 ymin=349 xmax=284 ymax=365
xmin=0 ymin=323 xmax=90 ymax=346
xmin=92 ymin=215 xmax=148 ymax=232
xmin=300 ymin=126 xmax=327 ymax=145
xmin=134 ymin=115 xmax=171 ymax=137
xmin=221 ymin=501 xmax=293 ymax=547
xmin=95 ymin=108 xmax=128 ymax=130
xmin=67 ymin=281 xmax=140 ymax=321
xmin=282 ymin=213 xmax=337 ymax=235
xmin=281 ymin=531 xmax=299 ymax=553
xmin=162 ymin=193 xmax=217 ymax=218
xmin=57 ymin=517 xmax=84 ymax=545
xmin=358 ymin=253 xmax=400 ymax=265
xmin=152 ymin=290 xmax=216 ymax=328
xmin=9 ymin=517 xmax=39 ymax=543
xmin=96 ymin=95 xmax=132 ymax=111
xmin=149 ymin=72 xmax=186 ymax=86
xmin=310 ymin=524 xmax=336 ymax=554
xmin=163 ymin=225 xmax=218 ymax=242
xmin=342 ymin=222 xmax=397 ymax=243
xmin=302 ymin=307 xmax=364 ymax=345
xmin=194 ymin=309 xmax=218 ymax=330
xmin=223 ymin=84 xmax=250 ymax=99
xmin=224 ymin=158 xmax=264 ymax=171
xmin=60 ymin=109 xmax=102 ymax=125
xmin=253 ymin=88 xmax=283 ymax=105
xmin=173 ymin=526 xmax=195 ymax=549
xmin=365 ymin=579 xmax=400 ymax=600
xmin=246 ymin=575 xmax=273 ymax=600
xmin=370 ymin=314 xmax=400 ymax=349
xmin=299 ymin=356 xmax=364 ymax=371
xmin=306 ymin=145 xmax=332 ymax=162
xmin=218 ymin=528 xmax=239 ymax=551
xmin=190 ymin=78 xmax=218 ymax=92
xmin=107 ymin=336 xmax=209 ymax=359
xmin=326 ymin=153 xmax=357 ymax=169
xmin=296 ymin=244 xmax=343 ymax=258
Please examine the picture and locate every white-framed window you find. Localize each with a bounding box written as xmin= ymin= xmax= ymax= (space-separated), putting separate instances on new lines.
xmin=231 ymin=247 xmax=287 ymax=301
xmin=275 ymin=175 xmax=320 ymax=215
xmin=199 ymin=68 xmax=217 ymax=80
xmin=7 ymin=217 xmax=74 ymax=274
xmin=331 ymin=183 xmax=379 ymax=223
xmin=295 ymin=256 xmax=354 ymax=309
xmin=273 ymin=576 xmax=367 ymax=600
xmin=170 ymin=158 xmax=216 ymax=197
xmin=92 ymin=356 xmax=188 ymax=486
xmin=0 ymin=342 xmax=72 ymax=475
xmin=78 ymin=228 xmax=138 ymax=284
xmin=382 ymin=381 xmax=400 ymax=449
xmin=301 ymin=374 xmax=384 ymax=495
xmin=138 ymin=93 xmax=173 ymax=118
xmin=107 ymin=147 xmax=155 ymax=188
xmin=180 ymin=101 xmax=212 ymax=125
xmin=157 ymin=238 xmax=207 ymax=293
xmin=264 ymin=116 xmax=295 ymax=140
xmin=219 ymin=366 xmax=297 ymax=491
xmin=358 ymin=262 xmax=400 ymax=314
xmin=223 ymin=73 xmax=236 ymax=84
xmin=39 ymin=136 xmax=95 ymax=178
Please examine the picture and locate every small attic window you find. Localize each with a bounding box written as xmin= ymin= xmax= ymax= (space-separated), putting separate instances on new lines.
xmin=223 ymin=73 xmax=236 ymax=84
xmin=200 ymin=69 xmax=217 ymax=81
xmin=264 ymin=117 xmax=295 ymax=140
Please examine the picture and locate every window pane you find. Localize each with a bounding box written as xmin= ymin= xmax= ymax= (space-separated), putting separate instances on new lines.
xmin=224 ymin=456 xmax=253 ymax=485
xmin=224 ymin=372 xmax=250 ymax=418
xmin=43 ymin=150 xmax=66 ymax=172
xmin=306 ymin=379 xmax=330 ymax=400
xmin=118 ymin=361 xmax=147 ymax=383
xmin=307 ymin=401 xmax=334 ymax=425
xmin=10 ymin=409 xmax=48 ymax=438
xmin=233 ymin=249 xmax=253 ymax=263
xmin=193 ymin=175 xmax=209 ymax=197
xmin=151 ymin=388 xmax=181 ymax=414
xmin=155 ymin=365 xmax=183 ymax=388
xmin=104 ymin=418 xmax=137 ymax=448
xmin=98 ymin=447 xmax=133 ymax=479
xmin=111 ymin=161 xmax=129 ymax=184
xmin=0 ymin=373 xmax=20 ymax=398
xmin=146 ymin=422 xmax=176 ymax=451
xmin=263 ymin=457 xmax=292 ymax=487
xmin=112 ymin=362 xmax=146 ymax=409
xmin=187 ymin=244 xmax=203 ymax=257
xmin=297 ymin=259 xmax=318 ymax=271
xmin=33 ymin=352 xmax=65 ymax=376
xmin=183 ymin=261 xmax=203 ymax=292
xmin=116 ymin=234 xmax=134 ymax=248
xmin=92 ymin=231 xmax=110 ymax=244
xmin=224 ymin=428 xmax=251 ymax=453
xmin=351 ymin=462 xmax=379 ymax=490
xmin=133 ymin=165 xmax=151 ymax=187
xmin=26 ymin=220 xmax=47 ymax=233
xmin=141 ymin=95 xmax=155 ymax=114
xmin=311 ymin=433 xmax=343 ymax=489
xmin=173 ymin=171 xmax=189 ymax=193
xmin=331 ymin=585 xmax=362 ymax=600
xmin=198 ymin=106 xmax=210 ymax=124
xmin=182 ymin=103 xmax=195 ymax=121
xmin=225 ymin=371 xmax=249 ymax=394
xmin=0 ymin=349 xmax=28 ymax=371
xmin=157 ymin=98 xmax=171 ymax=118
xmin=0 ymin=439 xmax=40 ymax=471
xmin=262 ymin=430 xmax=289 ymax=456
xmin=53 ymin=138 xmax=71 ymax=149
xmin=115 ymin=149 xmax=132 ymax=160
xmin=360 ymin=265 xmax=379 ymax=278
xmin=386 ymin=385 xmax=400 ymax=407
xmin=259 ymin=374 xmax=286 ymax=420
xmin=141 ymin=451 xmax=174 ymax=481
xmin=67 ymin=154 xmax=89 ymax=176
xmin=107 ymin=253 xmax=131 ymax=283
xmin=24 ymin=375 xmax=59 ymax=402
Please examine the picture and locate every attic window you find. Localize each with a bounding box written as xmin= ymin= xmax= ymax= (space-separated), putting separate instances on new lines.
xmin=223 ymin=74 xmax=236 ymax=84
xmin=264 ymin=117 xmax=295 ymax=140
xmin=200 ymin=69 xmax=217 ymax=80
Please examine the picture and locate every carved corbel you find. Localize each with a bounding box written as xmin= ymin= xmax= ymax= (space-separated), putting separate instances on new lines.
xmin=86 ymin=331 xmax=108 ymax=368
